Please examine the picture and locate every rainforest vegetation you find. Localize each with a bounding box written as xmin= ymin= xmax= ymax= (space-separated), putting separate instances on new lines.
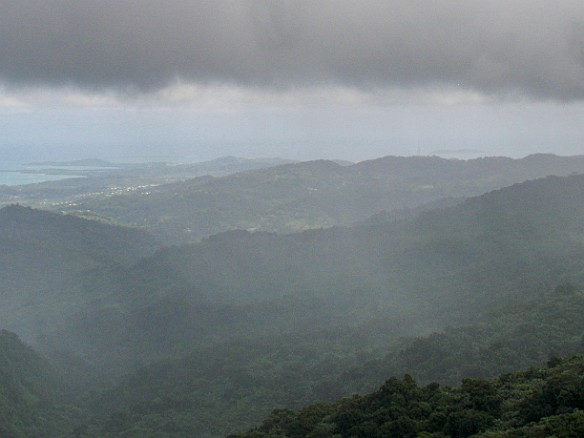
xmin=2 ymin=155 xmax=584 ymax=437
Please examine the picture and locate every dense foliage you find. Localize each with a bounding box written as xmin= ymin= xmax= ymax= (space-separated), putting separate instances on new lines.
xmin=4 ymin=165 xmax=584 ymax=436
xmin=0 ymin=205 xmax=158 ymax=343
xmin=232 ymin=355 xmax=584 ymax=438
xmin=62 ymin=283 xmax=584 ymax=437
xmin=44 ymin=173 xmax=584 ymax=373
xmin=0 ymin=330 xmax=80 ymax=437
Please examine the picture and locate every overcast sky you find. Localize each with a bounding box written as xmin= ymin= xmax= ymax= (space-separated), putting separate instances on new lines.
xmin=1 ymin=0 xmax=584 ymax=162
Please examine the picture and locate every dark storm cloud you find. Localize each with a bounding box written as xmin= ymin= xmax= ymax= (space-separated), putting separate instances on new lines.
xmin=1 ymin=0 xmax=584 ymax=99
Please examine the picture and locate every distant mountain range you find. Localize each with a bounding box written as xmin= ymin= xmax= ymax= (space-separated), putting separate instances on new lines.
xmin=0 ymin=156 xmax=293 ymax=207
xmin=62 ymin=153 xmax=584 ymax=243
xmin=4 ymin=157 xmax=584 ymax=436
xmin=41 ymin=171 xmax=584 ymax=436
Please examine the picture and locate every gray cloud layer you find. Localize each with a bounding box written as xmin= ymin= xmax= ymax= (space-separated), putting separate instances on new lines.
xmin=1 ymin=1 xmax=584 ymax=100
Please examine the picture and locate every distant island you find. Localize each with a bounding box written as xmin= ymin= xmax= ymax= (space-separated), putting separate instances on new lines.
xmin=27 ymin=158 xmax=120 ymax=167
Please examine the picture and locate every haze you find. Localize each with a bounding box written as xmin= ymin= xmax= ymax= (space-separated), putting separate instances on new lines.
xmin=5 ymin=4 xmax=584 ymax=435
xmin=1 ymin=1 xmax=584 ymax=162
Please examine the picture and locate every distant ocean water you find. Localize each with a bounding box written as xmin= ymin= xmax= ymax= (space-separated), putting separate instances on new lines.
xmin=0 ymin=162 xmax=81 ymax=186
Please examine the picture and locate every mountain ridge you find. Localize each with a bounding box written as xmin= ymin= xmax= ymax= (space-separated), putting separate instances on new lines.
xmin=64 ymin=153 xmax=584 ymax=244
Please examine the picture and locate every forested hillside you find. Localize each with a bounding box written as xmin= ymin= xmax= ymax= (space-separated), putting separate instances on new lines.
xmin=0 ymin=330 xmax=77 ymax=437
xmin=65 ymin=154 xmax=584 ymax=243
xmin=51 ymin=173 xmax=584 ymax=362
xmin=4 ymin=171 xmax=584 ymax=436
xmin=25 ymin=172 xmax=584 ymax=436
xmin=232 ymin=355 xmax=584 ymax=438
xmin=0 ymin=205 xmax=158 ymax=343
xmin=2 ymin=1 xmax=583 ymax=437
xmin=68 ymin=285 xmax=584 ymax=437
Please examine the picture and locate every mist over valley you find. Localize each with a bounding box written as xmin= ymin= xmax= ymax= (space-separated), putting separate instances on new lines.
xmin=2 ymin=153 xmax=584 ymax=436
xmin=3 ymin=1 xmax=584 ymax=436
